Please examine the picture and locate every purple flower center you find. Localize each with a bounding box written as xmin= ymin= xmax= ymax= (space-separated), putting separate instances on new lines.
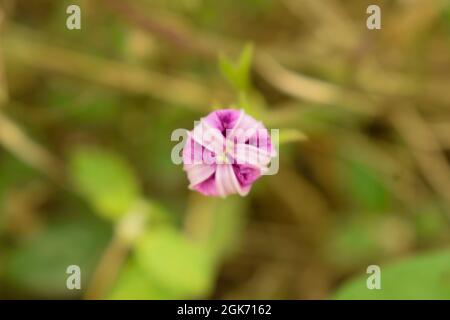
xmin=206 ymin=109 xmax=240 ymax=136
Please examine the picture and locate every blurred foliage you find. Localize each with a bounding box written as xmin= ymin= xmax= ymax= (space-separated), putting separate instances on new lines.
xmin=5 ymin=215 xmax=111 ymax=298
xmin=69 ymin=147 xmax=140 ymax=221
xmin=333 ymin=250 xmax=450 ymax=299
xmin=219 ymin=44 xmax=253 ymax=93
xmin=134 ymin=227 xmax=215 ymax=298
xmin=0 ymin=0 xmax=449 ymax=300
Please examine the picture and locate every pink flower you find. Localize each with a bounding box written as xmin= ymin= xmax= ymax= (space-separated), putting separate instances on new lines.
xmin=182 ymin=109 xmax=276 ymax=197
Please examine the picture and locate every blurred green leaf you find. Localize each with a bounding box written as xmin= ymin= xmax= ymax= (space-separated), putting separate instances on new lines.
xmin=5 ymin=216 xmax=111 ymax=297
xmin=69 ymin=147 xmax=140 ymax=221
xmin=339 ymin=147 xmax=391 ymax=213
xmin=333 ymin=249 xmax=450 ymax=299
xmin=219 ymin=44 xmax=253 ymax=92
xmin=278 ymin=128 xmax=307 ymax=144
xmin=108 ymin=259 xmax=174 ymax=300
xmin=328 ymin=216 xmax=382 ymax=267
xmin=347 ymin=159 xmax=389 ymax=211
xmin=135 ymin=227 xmax=215 ymax=298
xmin=414 ymin=203 xmax=448 ymax=243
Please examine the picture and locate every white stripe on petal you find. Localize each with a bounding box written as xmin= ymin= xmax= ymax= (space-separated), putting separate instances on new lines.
xmin=183 ymin=132 xmax=206 ymax=167
xmin=215 ymin=164 xmax=226 ymax=197
xmin=215 ymin=164 xmax=245 ymax=197
xmin=226 ymin=164 xmax=247 ymax=196
xmin=192 ymin=118 xmax=225 ymax=154
xmin=228 ymin=112 xmax=263 ymax=141
xmin=186 ymin=164 xmax=216 ymax=188
xmin=233 ymin=143 xmax=272 ymax=169
xmin=228 ymin=109 xmax=245 ymax=138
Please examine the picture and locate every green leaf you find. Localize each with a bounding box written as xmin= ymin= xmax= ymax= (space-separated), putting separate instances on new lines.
xmin=278 ymin=129 xmax=307 ymax=144
xmin=135 ymin=227 xmax=215 ymax=298
xmin=236 ymin=44 xmax=253 ymax=87
xmin=108 ymin=259 xmax=174 ymax=300
xmin=5 ymin=216 xmax=111 ymax=297
xmin=219 ymin=55 xmax=237 ymax=87
xmin=333 ymin=249 xmax=450 ymax=299
xmin=219 ymin=44 xmax=253 ymax=92
xmin=69 ymin=147 xmax=140 ymax=221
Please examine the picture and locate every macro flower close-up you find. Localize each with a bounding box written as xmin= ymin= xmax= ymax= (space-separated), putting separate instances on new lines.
xmin=182 ymin=109 xmax=276 ymax=197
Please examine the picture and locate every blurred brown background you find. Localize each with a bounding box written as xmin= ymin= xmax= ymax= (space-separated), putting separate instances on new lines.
xmin=0 ymin=0 xmax=449 ymax=299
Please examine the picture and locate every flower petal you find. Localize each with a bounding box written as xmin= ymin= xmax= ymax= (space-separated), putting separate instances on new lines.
xmin=182 ymin=135 xmax=204 ymax=166
xmin=185 ymin=163 xmax=216 ymax=188
xmin=228 ymin=110 xmax=264 ymax=141
xmin=233 ymin=165 xmax=261 ymax=188
xmin=193 ymin=174 xmax=219 ymax=196
xmin=215 ymin=164 xmax=245 ymax=197
xmin=191 ymin=119 xmax=225 ymax=154
xmin=204 ymin=109 xmax=241 ymax=133
xmin=232 ymin=143 xmax=272 ymax=169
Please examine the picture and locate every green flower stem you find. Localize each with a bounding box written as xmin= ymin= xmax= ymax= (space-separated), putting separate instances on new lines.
xmin=85 ymin=202 xmax=148 ymax=299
